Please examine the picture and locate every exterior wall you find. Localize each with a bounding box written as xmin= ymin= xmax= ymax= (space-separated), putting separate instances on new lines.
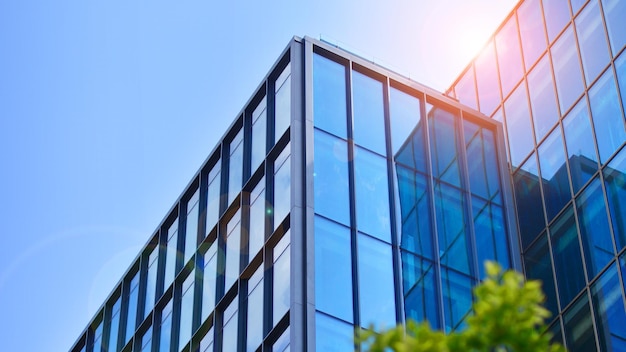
xmin=448 ymin=0 xmax=626 ymax=350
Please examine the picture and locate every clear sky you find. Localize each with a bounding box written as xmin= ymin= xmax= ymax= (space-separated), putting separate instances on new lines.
xmin=0 ymin=1 xmax=517 ymax=350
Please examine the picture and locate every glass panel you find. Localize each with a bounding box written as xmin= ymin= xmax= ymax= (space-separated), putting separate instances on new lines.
xmin=504 ymin=82 xmax=534 ymax=168
xmin=139 ymin=326 xmax=153 ymax=352
xmin=313 ymin=54 xmax=347 ymax=138
xmin=315 ymin=312 xmax=354 ymax=352
xmin=313 ymin=129 xmax=350 ymax=226
xmin=396 ymin=167 xmax=433 ymax=259
xmin=354 ymin=146 xmax=391 ymax=242
xmin=107 ymin=298 xmax=121 ymax=352
xmin=178 ymin=273 xmax=195 ymax=351
xmin=538 ymin=127 xmax=571 ymax=221
xmin=592 ymin=263 xmax=626 ymax=351
xmin=454 ymin=67 xmax=478 ymax=110
xmin=199 ymin=327 xmax=213 ymax=352
xmin=563 ymin=294 xmax=597 ymax=352
xmin=463 ymin=121 xmax=502 ymax=204
xmin=441 ymin=268 xmax=472 ymax=333
xmin=206 ymin=163 xmax=221 ymax=235
xmin=527 ymin=54 xmax=559 ymax=141
xmin=358 ymin=234 xmax=396 ymax=330
xmin=228 ymin=130 xmax=244 ymax=205
xmin=514 ymin=152 xmax=546 ymax=249
xmin=185 ymin=190 xmax=200 ymax=263
xmin=246 ymin=266 xmax=264 ymax=352
xmin=401 ymin=252 xmax=439 ymax=328
xmin=552 ymin=26 xmax=585 ymax=114
xmin=524 ymin=233 xmax=559 ymax=317
xmin=389 ymin=87 xmax=421 ymax=154
xmin=225 ymin=211 xmax=241 ymax=291
xmin=352 ymin=70 xmax=386 ymax=155
xmin=125 ymin=272 xmax=140 ymax=343
xmin=222 ymin=296 xmax=239 ymax=352
xmin=576 ymin=1 xmax=611 ymax=85
xmin=273 ymin=233 xmax=290 ymax=325
xmin=542 ymin=0 xmax=571 ymax=42
xmin=602 ymin=0 xmax=626 ymax=56
xmin=202 ymin=243 xmax=217 ymax=321
xmin=394 ymin=119 xmax=427 ymax=174
xmin=604 ymin=147 xmax=626 ymax=250
xmin=251 ymin=97 xmax=267 ymax=173
xmin=570 ymin=0 xmax=587 ymax=14
xmin=272 ymin=326 xmax=290 ymax=352
xmin=474 ymin=41 xmax=501 ymax=115
xmin=618 ymin=53 xmax=626 ymax=112
xmin=472 ymin=198 xmax=510 ymax=277
xmin=589 ymin=69 xmax=626 ymax=163
xmin=314 ymin=216 xmax=353 ymax=322
xmin=159 ymin=301 xmax=173 ymax=352
xmin=518 ymin=0 xmax=548 ymax=70
xmin=576 ymin=178 xmax=613 ymax=278
xmin=275 ymin=63 xmax=291 ymax=142
xmin=563 ymin=99 xmax=598 ymax=193
xmin=429 ymin=106 xmax=460 ymax=186
xmin=248 ymin=178 xmax=266 ymax=260
xmin=145 ymin=247 xmax=159 ymax=318
xmin=164 ymin=219 xmax=179 ymax=289
xmin=496 ymin=15 xmax=524 ymax=96
xmin=434 ymin=182 xmax=470 ymax=275
xmin=92 ymin=322 xmax=103 ymax=352
xmin=273 ymin=146 xmax=291 ymax=230
xmin=550 ymin=206 xmax=586 ymax=307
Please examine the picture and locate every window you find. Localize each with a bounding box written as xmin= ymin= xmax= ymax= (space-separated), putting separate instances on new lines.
xmin=589 ymin=69 xmax=626 ymax=163
xmin=576 ymin=1 xmax=610 ymax=85
xmin=524 ymin=233 xmax=559 ymax=317
xmin=206 ymin=161 xmax=221 ymax=235
xmin=527 ymin=54 xmax=559 ymax=142
xmin=251 ymin=97 xmax=267 ymax=172
xmin=92 ymin=320 xmax=103 ymax=352
xmin=474 ymin=41 xmax=501 ymax=115
xmin=107 ymin=297 xmax=121 ymax=352
xmin=389 ymin=87 xmax=422 ymax=155
xmin=228 ymin=130 xmax=244 ymax=205
xmin=145 ymin=247 xmax=159 ymax=318
xmin=514 ymin=152 xmax=545 ymax=249
xmin=202 ymin=243 xmax=218 ymax=321
xmin=601 ymin=0 xmax=626 ymax=56
xmin=124 ymin=272 xmax=139 ymax=343
xmin=463 ymin=121 xmax=501 ymax=204
xmin=315 ymin=313 xmax=354 ymax=352
xmin=441 ymin=268 xmax=472 ymax=333
xmin=401 ymin=252 xmax=439 ymax=328
xmin=542 ymin=0 xmax=571 ymax=42
xmin=562 ymin=99 xmax=598 ymax=193
xmin=246 ymin=266 xmax=264 ymax=352
xmin=396 ymin=167 xmax=433 ymax=259
xmin=591 ymin=263 xmax=626 ymax=351
xmin=354 ymin=146 xmax=391 ymax=242
xmin=178 ymin=272 xmax=195 ymax=351
xmin=429 ymin=107 xmax=460 ymax=186
xmin=273 ymin=232 xmax=290 ymax=326
xmin=248 ymin=178 xmax=266 ymax=261
xmin=517 ymin=0 xmax=547 ymax=69
xmin=435 ymin=182 xmax=470 ymax=275
xmin=222 ymin=296 xmax=239 ymax=352
xmin=504 ymin=83 xmax=534 ymax=168
xmin=164 ymin=219 xmax=179 ymax=289
xmin=563 ymin=294 xmax=597 ymax=351
xmin=198 ymin=327 xmax=213 ymax=352
xmin=272 ymin=326 xmax=290 ymax=352
xmin=551 ymin=26 xmax=584 ymax=114
xmin=313 ymin=130 xmax=350 ymax=226
xmin=496 ymin=16 xmax=524 ymax=96
xmin=604 ymin=148 xmax=626 ymax=249
xmin=273 ymin=145 xmax=291 ymax=230
xmin=313 ymin=54 xmax=347 ymax=138
xmin=274 ymin=63 xmax=291 ymax=142
xmin=138 ymin=327 xmax=153 ymax=352
xmin=185 ymin=190 xmax=200 ymax=263
xmin=358 ymin=234 xmax=396 ymax=329
xmin=352 ymin=70 xmax=386 ymax=155
xmin=472 ymin=197 xmax=509 ymax=277
xmin=538 ymin=127 xmax=570 ymax=221
xmin=158 ymin=300 xmax=173 ymax=352
xmin=225 ymin=211 xmax=241 ymax=292
xmin=453 ymin=67 xmax=478 ymax=110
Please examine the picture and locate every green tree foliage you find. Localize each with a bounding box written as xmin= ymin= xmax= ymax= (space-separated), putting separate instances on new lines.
xmin=359 ymin=262 xmax=565 ymax=352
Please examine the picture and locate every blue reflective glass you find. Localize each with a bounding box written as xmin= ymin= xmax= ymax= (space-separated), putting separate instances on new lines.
xmin=313 ymin=54 xmax=347 ymax=138
xmin=592 ymin=263 xmax=626 ymax=351
xmin=274 ymin=64 xmax=291 ymax=142
xmin=352 ymin=71 xmax=386 ymax=155
xmin=504 ymin=82 xmax=535 ymax=168
xmin=313 ymin=129 xmax=350 ymax=226
xmin=527 ymin=54 xmax=559 ymax=141
xmin=472 ymin=198 xmax=509 ymax=278
xmin=563 ymin=99 xmax=598 ymax=193
xmin=164 ymin=220 xmax=178 ymax=289
xmin=563 ymin=294 xmax=597 ymax=352
xmin=251 ymin=98 xmax=267 ymax=172
xmin=273 ymin=149 xmax=291 ymax=230
xmin=159 ymin=301 xmax=173 ymax=352
xmin=107 ymin=298 xmax=121 ymax=352
xmin=394 ymin=121 xmax=427 ymax=174
xmin=552 ymin=26 xmax=585 ymax=114
xmin=496 ymin=15 xmax=524 ymax=96
xmin=390 ymin=87 xmax=421 ymax=154
xmin=464 ymin=120 xmax=502 ymax=204
xmin=524 ymin=233 xmax=559 ymax=317
xmin=272 ymin=326 xmax=290 ymax=352
xmin=550 ymin=206 xmax=586 ymax=307
xmin=92 ymin=322 xmax=103 ymax=352
xmin=228 ymin=131 xmax=244 ymax=205
xmin=222 ymin=297 xmax=238 ymax=352
xmin=246 ymin=268 xmax=263 ymax=352
xmin=314 ymin=216 xmax=353 ymax=323
xmin=355 ymin=147 xmax=391 ymax=242
xmin=454 ymin=67 xmax=477 ymax=110
xmin=206 ymin=163 xmax=221 ymax=235
xmin=514 ymin=153 xmax=546 ymax=248
xmin=225 ymin=212 xmax=241 ymax=291
xmin=538 ymin=127 xmax=571 ymax=221
xmin=543 ymin=0 xmax=571 ymax=42
xmin=185 ymin=190 xmax=199 ymax=263
xmin=140 ymin=326 xmax=152 ymax=352
xmin=604 ymin=147 xmax=626 ymax=250
xmin=358 ymin=234 xmax=396 ymax=329
xmin=199 ymin=327 xmax=213 ymax=352
xmin=401 ymin=252 xmax=439 ymax=328
xmin=576 ymin=1 xmax=611 ymax=85
xmin=570 ymin=0 xmax=587 ymax=14
xmin=202 ymin=244 xmax=217 ymax=321
xmin=178 ymin=273 xmax=194 ymax=351
xmin=441 ymin=268 xmax=472 ymax=333
xmin=125 ymin=273 xmax=139 ymax=343
xmin=617 ymin=53 xmax=626 ymax=111
xmin=145 ymin=248 xmax=158 ymax=318
xmin=273 ymin=234 xmax=290 ymax=325
xmin=577 ymin=178 xmax=613 ymax=278
xmin=396 ymin=167 xmax=433 ymax=259
xmin=517 ymin=0 xmax=548 ymax=70
xmin=248 ymin=179 xmax=265 ymax=260
xmin=434 ymin=182 xmax=470 ymax=275
xmin=475 ymin=42 xmax=501 ymax=115
xmin=602 ymin=0 xmax=626 ymax=56
xmin=589 ymin=69 xmax=626 ymax=163
xmin=429 ymin=107 xmax=460 ymax=186
xmin=315 ymin=312 xmax=354 ymax=351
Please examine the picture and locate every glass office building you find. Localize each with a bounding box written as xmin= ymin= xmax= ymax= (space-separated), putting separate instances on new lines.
xmin=69 ymin=36 xmax=520 ymax=352
xmin=448 ymin=0 xmax=626 ymax=350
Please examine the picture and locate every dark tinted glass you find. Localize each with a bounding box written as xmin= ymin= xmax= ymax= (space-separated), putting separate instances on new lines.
xmin=313 ymin=54 xmax=347 ymax=138
xmin=539 ymin=127 xmax=571 ymax=221
xmin=514 ymin=153 xmax=546 ymax=248
xmin=504 ymin=82 xmax=535 ymax=168
xmin=552 ymin=26 xmax=585 ymax=114
xmin=524 ymin=233 xmax=559 ymax=317
xmin=562 ymin=99 xmax=598 ymax=193
xmin=527 ymin=54 xmax=559 ymax=141
xmin=591 ymin=263 xmax=626 ymax=351
xmin=575 ymin=1 xmax=610 ymax=85
xmin=604 ymin=147 xmax=626 ymax=250
xmin=563 ymin=294 xmax=597 ymax=352
xmin=589 ymin=69 xmax=626 ymax=163
xmin=352 ymin=71 xmax=386 ymax=155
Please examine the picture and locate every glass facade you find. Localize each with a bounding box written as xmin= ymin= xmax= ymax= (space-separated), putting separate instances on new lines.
xmin=450 ymin=0 xmax=626 ymax=349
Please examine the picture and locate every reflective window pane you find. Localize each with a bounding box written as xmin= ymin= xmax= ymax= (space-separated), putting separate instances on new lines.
xmin=313 ymin=54 xmax=347 ymax=138
xmin=504 ymin=82 xmax=535 ymax=168
xmin=222 ymin=296 xmax=238 ymax=352
xmin=145 ymin=247 xmax=158 ymax=318
xmin=164 ymin=219 xmax=179 ymax=289
xmin=434 ymin=182 xmax=470 ymax=275
xmin=248 ymin=178 xmax=266 ymax=261
xmin=475 ymin=42 xmax=501 ymax=115
xmin=199 ymin=327 xmax=213 ymax=352
xmin=517 ymin=0 xmax=548 ymax=69
xmin=527 ymin=54 xmax=559 ymax=141
xmin=591 ymin=263 xmax=626 ymax=351
xmin=542 ymin=0 xmax=571 ymax=42
xmin=159 ymin=301 xmax=173 ymax=352
xmin=524 ymin=233 xmax=559 ymax=317
xmin=228 ymin=131 xmax=244 ymax=205
xmin=604 ymin=147 xmax=626 ymax=250
xmin=552 ymin=26 xmax=585 ymax=114
xmin=251 ymin=97 xmax=267 ymax=172
xmin=563 ymin=99 xmax=598 ymax=193
xmin=125 ymin=272 xmax=140 ymax=343
xmin=139 ymin=326 xmax=152 ymax=352
xmin=390 ymin=87 xmax=421 ymax=154
xmin=225 ymin=211 xmax=241 ymax=291
xmin=464 ymin=121 xmax=502 ymax=204
xmin=429 ymin=106 xmax=461 ymax=186
xmin=246 ymin=266 xmax=264 ymax=352
xmin=272 ymin=326 xmax=290 ymax=352
xmin=178 ymin=273 xmax=195 ymax=351
xmin=441 ymin=268 xmax=472 ymax=333
xmin=563 ymin=294 xmax=597 ymax=352
xmin=576 ymin=1 xmax=611 ymax=85
xmin=315 ymin=313 xmax=354 ymax=352
xmin=206 ymin=163 xmax=221 ymax=235
xmin=571 ymin=0 xmax=587 ymax=14
xmin=185 ymin=190 xmax=200 ymax=263
xmin=602 ymin=0 xmax=626 ymax=56
xmin=352 ymin=71 xmax=386 ymax=155
xmin=617 ymin=53 xmax=626 ymax=111
xmin=358 ymin=234 xmax=396 ymax=329
xmin=313 ymin=129 xmax=350 ymax=226
xmin=314 ymin=216 xmax=353 ymax=322
xmin=454 ymin=67 xmax=478 ymax=110
xmin=202 ymin=243 xmax=217 ymax=321
xmin=538 ymin=127 xmax=571 ymax=221
xmin=589 ymin=69 xmax=626 ymax=163
xmin=355 ymin=147 xmax=391 ymax=242
xmin=273 ymin=147 xmax=291 ymax=230
xmin=273 ymin=233 xmax=290 ymax=325
xmin=496 ymin=15 xmax=524 ymax=96
xmin=275 ymin=64 xmax=291 ymax=142
xmin=396 ymin=167 xmax=433 ymax=259
xmin=401 ymin=253 xmax=439 ymax=328
xmin=92 ymin=322 xmax=103 ymax=352
xmin=107 ymin=298 xmax=121 ymax=352
xmin=472 ymin=198 xmax=510 ymax=277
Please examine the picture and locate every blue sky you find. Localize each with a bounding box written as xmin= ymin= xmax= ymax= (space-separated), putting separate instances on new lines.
xmin=0 ymin=1 xmax=517 ymax=350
